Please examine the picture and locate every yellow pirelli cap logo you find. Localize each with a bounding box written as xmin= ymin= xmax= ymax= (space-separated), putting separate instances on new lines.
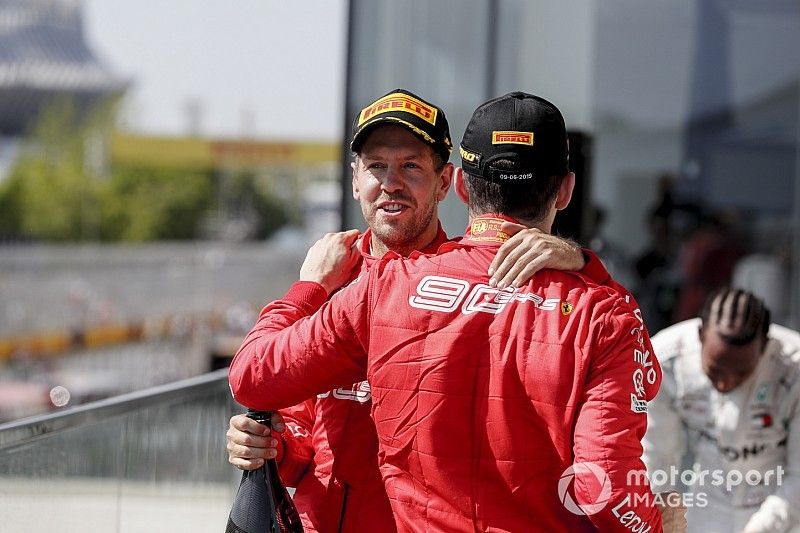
xmin=358 ymin=93 xmax=438 ymax=126
xmin=492 ymin=131 xmax=534 ymax=146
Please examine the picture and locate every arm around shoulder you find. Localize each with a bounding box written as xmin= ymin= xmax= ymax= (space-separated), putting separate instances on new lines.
xmin=228 ymin=274 xmax=372 ymax=411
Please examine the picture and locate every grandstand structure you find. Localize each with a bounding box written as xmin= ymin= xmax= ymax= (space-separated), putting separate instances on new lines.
xmin=0 ymin=0 xmax=127 ymax=178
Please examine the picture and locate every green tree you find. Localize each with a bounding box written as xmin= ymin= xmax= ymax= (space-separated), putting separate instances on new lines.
xmin=2 ymin=99 xmax=102 ymax=241
xmin=0 ymin=173 xmax=24 ymax=237
xmin=98 ymin=166 xmax=214 ymax=241
xmin=1 ymin=98 xmax=290 ymax=242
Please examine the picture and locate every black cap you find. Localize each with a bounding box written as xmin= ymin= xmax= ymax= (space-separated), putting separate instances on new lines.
xmin=350 ymin=89 xmax=452 ymax=162
xmin=460 ymin=91 xmax=569 ymax=183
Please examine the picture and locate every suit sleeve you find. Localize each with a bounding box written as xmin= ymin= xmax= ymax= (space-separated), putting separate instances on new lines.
xmin=256 ymin=283 xmax=324 ymax=488
xmin=572 ymin=299 xmax=664 ymax=532
xmin=228 ymin=277 xmax=371 ymax=411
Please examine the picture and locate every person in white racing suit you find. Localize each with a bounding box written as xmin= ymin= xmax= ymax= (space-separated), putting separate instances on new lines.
xmin=643 ymin=287 xmax=800 ymax=532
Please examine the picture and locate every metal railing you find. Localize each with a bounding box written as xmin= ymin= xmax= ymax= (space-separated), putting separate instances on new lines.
xmin=0 ymin=369 xmax=242 ymax=533
xmin=0 ymin=369 xmax=230 ymax=450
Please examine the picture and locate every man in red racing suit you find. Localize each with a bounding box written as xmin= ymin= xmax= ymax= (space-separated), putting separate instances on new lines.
xmin=271 ymin=225 xmax=448 ymax=532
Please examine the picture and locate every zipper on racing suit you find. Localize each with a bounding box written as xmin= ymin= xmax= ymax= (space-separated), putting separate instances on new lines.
xmin=335 ymin=483 xmax=349 ymax=533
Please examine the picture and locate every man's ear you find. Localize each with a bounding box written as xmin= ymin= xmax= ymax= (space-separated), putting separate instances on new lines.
xmin=437 ymin=162 xmax=455 ymax=202
xmin=351 ymin=160 xmax=359 ymax=200
xmin=454 ymin=167 xmax=469 ymax=205
xmin=554 ymin=172 xmax=576 ymax=210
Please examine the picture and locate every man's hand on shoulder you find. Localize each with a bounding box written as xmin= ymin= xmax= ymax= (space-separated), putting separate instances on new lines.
xmin=488 ymin=222 xmax=586 ymax=289
xmin=300 ymin=229 xmax=362 ymax=295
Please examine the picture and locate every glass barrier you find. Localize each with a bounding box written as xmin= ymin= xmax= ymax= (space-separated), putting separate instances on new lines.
xmin=0 ymin=369 xmax=243 ymax=533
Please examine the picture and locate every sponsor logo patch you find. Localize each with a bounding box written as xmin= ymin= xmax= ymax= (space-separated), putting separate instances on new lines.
xmin=755 ymin=384 xmax=769 ymax=403
xmin=492 ymin=131 xmax=534 ymax=145
xmin=750 ymin=412 xmax=774 ymax=429
xmin=409 ymin=274 xmax=559 ymax=315
xmin=471 ymin=219 xmax=488 ymax=235
xmin=561 ymin=302 xmax=574 ymax=315
xmin=317 ymin=381 xmax=372 ymax=403
xmin=359 ymin=93 xmax=437 ymax=126
xmin=633 ymin=369 xmax=646 ymax=397
xmin=631 ymin=394 xmax=648 ymax=413
xmin=469 ymin=217 xmax=508 ymax=242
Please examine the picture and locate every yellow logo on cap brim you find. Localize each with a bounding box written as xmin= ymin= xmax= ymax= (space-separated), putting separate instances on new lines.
xmin=366 ymin=117 xmax=435 ymax=145
xmin=492 ymin=131 xmax=534 ymax=145
xmin=359 ymin=93 xmax=437 ymax=126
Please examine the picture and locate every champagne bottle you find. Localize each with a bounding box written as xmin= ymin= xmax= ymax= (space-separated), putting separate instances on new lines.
xmin=226 ymin=410 xmax=304 ymax=533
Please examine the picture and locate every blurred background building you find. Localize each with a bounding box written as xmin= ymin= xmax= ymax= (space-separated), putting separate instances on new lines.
xmin=0 ymin=0 xmax=127 ymax=179
xmin=342 ymin=0 xmax=799 ymax=330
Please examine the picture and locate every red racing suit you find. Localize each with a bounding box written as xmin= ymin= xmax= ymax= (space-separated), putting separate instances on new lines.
xmin=230 ymin=215 xmax=663 ymax=532
xmin=272 ymin=225 xmax=449 ymax=532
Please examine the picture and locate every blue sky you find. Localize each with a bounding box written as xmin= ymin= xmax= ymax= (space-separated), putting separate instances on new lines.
xmin=83 ymin=0 xmax=347 ymax=141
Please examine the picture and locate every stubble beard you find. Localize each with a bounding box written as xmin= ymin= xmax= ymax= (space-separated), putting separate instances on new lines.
xmin=364 ymin=198 xmax=438 ymax=255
